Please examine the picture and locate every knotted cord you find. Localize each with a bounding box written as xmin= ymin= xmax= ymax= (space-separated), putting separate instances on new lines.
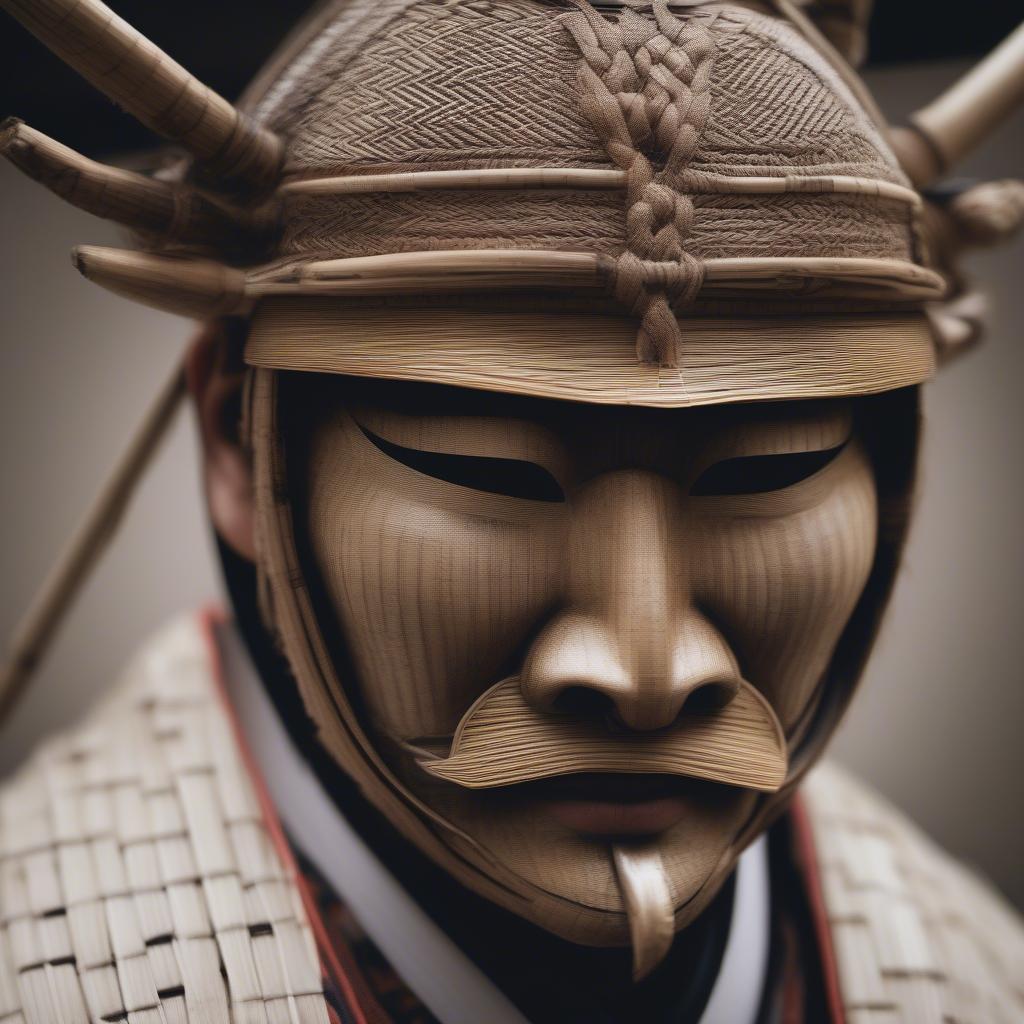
xmin=563 ymin=0 xmax=715 ymax=365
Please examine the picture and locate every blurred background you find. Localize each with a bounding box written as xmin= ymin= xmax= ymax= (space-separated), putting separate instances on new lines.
xmin=1 ymin=2 xmax=1022 ymax=909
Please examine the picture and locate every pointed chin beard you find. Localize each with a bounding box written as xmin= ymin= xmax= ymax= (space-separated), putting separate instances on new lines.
xmin=379 ymin=724 xmax=765 ymax=952
xmin=366 ymin=671 xmax=786 ymax=967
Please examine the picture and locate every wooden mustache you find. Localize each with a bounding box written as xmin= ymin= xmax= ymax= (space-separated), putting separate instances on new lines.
xmin=421 ymin=677 xmax=787 ymax=792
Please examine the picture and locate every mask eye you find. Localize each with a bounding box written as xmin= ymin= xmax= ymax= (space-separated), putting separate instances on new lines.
xmin=691 ymin=443 xmax=846 ymax=496
xmin=360 ymin=425 xmax=566 ymax=502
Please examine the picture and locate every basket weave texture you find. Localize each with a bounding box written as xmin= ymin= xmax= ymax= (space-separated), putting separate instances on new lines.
xmin=804 ymin=763 xmax=1024 ymax=1023
xmin=0 ymin=616 xmax=329 ymax=1024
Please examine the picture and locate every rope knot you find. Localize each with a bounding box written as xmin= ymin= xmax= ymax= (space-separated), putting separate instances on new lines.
xmin=612 ymin=252 xmax=705 ymax=367
xmin=563 ymin=0 xmax=715 ymax=366
xmin=614 ymin=251 xmax=704 ymax=307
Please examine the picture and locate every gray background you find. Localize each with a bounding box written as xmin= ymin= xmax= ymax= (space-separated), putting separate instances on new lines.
xmin=1 ymin=60 xmax=1021 ymax=908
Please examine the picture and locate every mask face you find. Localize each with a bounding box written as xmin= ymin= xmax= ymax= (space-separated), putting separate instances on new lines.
xmin=293 ymin=378 xmax=878 ymax=944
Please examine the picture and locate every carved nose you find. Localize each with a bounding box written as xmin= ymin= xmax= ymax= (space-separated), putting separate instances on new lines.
xmin=520 ymin=611 xmax=741 ymax=731
xmin=519 ymin=470 xmax=741 ymax=731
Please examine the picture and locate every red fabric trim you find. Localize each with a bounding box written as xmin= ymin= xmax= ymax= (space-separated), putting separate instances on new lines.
xmin=777 ymin=917 xmax=805 ymax=1024
xmin=197 ymin=606 xmax=370 ymax=1024
xmin=788 ymin=795 xmax=845 ymax=1024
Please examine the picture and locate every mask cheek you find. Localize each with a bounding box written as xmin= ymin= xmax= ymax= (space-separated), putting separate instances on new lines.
xmin=693 ymin=456 xmax=878 ymax=731
xmin=308 ymin=481 xmax=565 ymax=740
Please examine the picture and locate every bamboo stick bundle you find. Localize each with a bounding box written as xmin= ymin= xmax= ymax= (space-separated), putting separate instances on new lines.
xmin=65 ymin=246 xmax=948 ymax=317
xmin=0 ymin=0 xmax=283 ymax=193
xmin=0 ymin=119 xmax=273 ymax=246
xmin=289 ymin=252 xmax=945 ymax=300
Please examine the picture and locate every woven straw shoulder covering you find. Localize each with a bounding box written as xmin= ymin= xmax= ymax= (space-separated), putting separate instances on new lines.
xmin=0 ymin=615 xmax=330 ymax=1024
xmin=803 ymin=762 xmax=1024 ymax=1023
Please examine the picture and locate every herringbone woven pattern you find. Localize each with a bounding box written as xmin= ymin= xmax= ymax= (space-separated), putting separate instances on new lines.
xmin=0 ymin=616 xmax=329 ymax=1024
xmin=281 ymin=0 xmax=606 ymax=173
xmin=278 ymin=189 xmax=910 ymax=263
xmin=281 ymin=188 xmax=627 ymax=259
xmin=804 ymin=763 xmax=1024 ymax=1024
xmin=266 ymin=1 xmax=901 ymax=182
xmin=693 ymin=8 xmax=899 ymax=180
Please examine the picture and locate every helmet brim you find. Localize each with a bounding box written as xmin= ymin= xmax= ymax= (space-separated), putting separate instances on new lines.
xmin=245 ymin=297 xmax=936 ymax=408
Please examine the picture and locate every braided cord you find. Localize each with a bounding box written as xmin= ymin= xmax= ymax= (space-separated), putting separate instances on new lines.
xmin=563 ymin=1 xmax=715 ymax=366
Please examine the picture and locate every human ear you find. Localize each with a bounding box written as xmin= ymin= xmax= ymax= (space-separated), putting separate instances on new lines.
xmin=185 ymin=318 xmax=255 ymax=562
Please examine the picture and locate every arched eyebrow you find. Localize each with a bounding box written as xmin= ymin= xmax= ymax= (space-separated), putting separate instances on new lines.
xmin=349 ymin=405 xmax=570 ymax=485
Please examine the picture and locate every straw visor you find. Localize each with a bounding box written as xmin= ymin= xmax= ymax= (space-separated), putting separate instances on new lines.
xmin=245 ymin=297 xmax=936 ymax=408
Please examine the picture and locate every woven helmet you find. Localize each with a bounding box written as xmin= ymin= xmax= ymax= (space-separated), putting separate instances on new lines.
xmin=4 ymin=0 xmax=1023 ymax=950
xmin=7 ymin=0 xmax=1015 ymax=397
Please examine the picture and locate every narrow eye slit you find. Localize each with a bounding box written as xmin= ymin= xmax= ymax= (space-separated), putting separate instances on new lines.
xmin=359 ymin=425 xmax=565 ymax=502
xmin=691 ymin=443 xmax=846 ymax=496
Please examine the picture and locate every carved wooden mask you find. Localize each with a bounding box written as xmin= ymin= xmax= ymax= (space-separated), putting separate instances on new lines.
xmin=251 ymin=368 xmax=912 ymax=970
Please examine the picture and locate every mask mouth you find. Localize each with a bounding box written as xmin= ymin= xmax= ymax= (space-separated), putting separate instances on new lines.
xmin=485 ymin=771 xmax=738 ymax=839
xmin=513 ymin=770 xmax=713 ymax=802
xmin=408 ymin=677 xmax=782 ymax=983
xmin=417 ymin=675 xmax=787 ymax=793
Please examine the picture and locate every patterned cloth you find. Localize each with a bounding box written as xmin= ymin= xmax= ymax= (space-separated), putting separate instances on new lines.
xmin=298 ymin=853 xmax=440 ymax=1024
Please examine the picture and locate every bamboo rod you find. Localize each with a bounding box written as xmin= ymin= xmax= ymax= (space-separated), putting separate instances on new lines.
xmin=284 ymin=250 xmax=945 ymax=300
xmin=679 ymin=173 xmax=919 ymax=206
xmin=281 ymin=167 xmax=920 ymax=206
xmin=293 ymin=249 xmax=605 ymax=290
xmin=291 ymin=250 xmax=940 ymax=285
xmin=70 ymin=246 xmax=947 ymax=315
xmin=702 ymin=255 xmax=943 ymax=297
xmin=0 ymin=119 xmax=272 ymax=245
xmin=0 ymin=0 xmax=283 ymax=194
xmin=0 ymin=360 xmax=187 ymax=726
xmin=73 ymin=246 xmax=249 ymax=318
xmin=281 ymin=168 xmax=625 ymax=195
xmin=892 ymin=21 xmax=1024 ymax=187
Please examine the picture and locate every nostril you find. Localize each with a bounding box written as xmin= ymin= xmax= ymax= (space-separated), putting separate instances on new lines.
xmin=682 ymin=680 xmax=738 ymax=715
xmin=550 ymin=686 xmax=616 ymax=719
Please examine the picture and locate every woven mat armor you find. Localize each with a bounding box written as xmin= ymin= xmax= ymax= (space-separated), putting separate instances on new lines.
xmin=0 ymin=615 xmax=330 ymax=1024
xmin=803 ymin=763 xmax=1024 ymax=1023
